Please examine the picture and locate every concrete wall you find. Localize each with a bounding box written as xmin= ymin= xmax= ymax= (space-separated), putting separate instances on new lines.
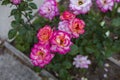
xmin=0 ymin=0 xmax=43 ymax=40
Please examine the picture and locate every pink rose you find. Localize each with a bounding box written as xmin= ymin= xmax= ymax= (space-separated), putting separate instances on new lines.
xmin=30 ymin=43 xmax=54 ymax=68
xmin=37 ymin=25 xmax=53 ymax=44
xmin=69 ymin=0 xmax=92 ymax=15
xmin=38 ymin=0 xmax=59 ymax=20
xmin=11 ymin=0 xmax=22 ymax=5
xmin=69 ymin=18 xmax=85 ymax=38
xmin=60 ymin=11 xmax=76 ymax=21
xmin=50 ymin=31 xmax=72 ymax=54
xmin=96 ymin=0 xmax=114 ymax=12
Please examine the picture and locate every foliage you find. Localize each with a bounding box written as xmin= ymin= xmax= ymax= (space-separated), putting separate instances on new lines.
xmin=1 ymin=0 xmax=120 ymax=79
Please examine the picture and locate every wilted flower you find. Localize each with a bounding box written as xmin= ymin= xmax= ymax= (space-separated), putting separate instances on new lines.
xmin=30 ymin=43 xmax=54 ymax=68
xmin=58 ymin=20 xmax=71 ymax=35
xmin=73 ymin=55 xmax=91 ymax=68
xmin=69 ymin=0 xmax=92 ymax=15
xmin=69 ymin=18 xmax=85 ymax=38
xmin=96 ymin=0 xmax=114 ymax=12
xmin=37 ymin=25 xmax=53 ymax=44
xmin=38 ymin=0 xmax=59 ymax=20
xmin=11 ymin=0 xmax=22 ymax=5
xmin=50 ymin=31 xmax=72 ymax=54
xmin=60 ymin=11 xmax=76 ymax=21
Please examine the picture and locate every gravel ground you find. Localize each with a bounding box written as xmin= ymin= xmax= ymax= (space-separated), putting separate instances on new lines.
xmin=0 ymin=49 xmax=42 ymax=80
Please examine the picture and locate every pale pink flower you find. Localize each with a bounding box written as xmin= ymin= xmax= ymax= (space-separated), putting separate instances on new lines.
xmin=50 ymin=31 xmax=72 ymax=54
xmin=73 ymin=55 xmax=91 ymax=68
xmin=38 ymin=0 xmax=59 ymax=20
xmin=69 ymin=18 xmax=85 ymax=38
xmin=96 ymin=0 xmax=114 ymax=12
xmin=30 ymin=43 xmax=54 ymax=68
xmin=60 ymin=11 xmax=76 ymax=21
xmin=69 ymin=0 xmax=92 ymax=15
xmin=58 ymin=20 xmax=72 ymax=36
xmin=37 ymin=25 xmax=53 ymax=45
xmin=11 ymin=0 xmax=21 ymax=5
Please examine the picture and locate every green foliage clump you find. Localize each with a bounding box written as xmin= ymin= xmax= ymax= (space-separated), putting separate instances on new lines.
xmin=1 ymin=0 xmax=120 ymax=80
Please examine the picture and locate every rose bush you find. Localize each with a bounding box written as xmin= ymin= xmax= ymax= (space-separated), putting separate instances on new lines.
xmin=1 ymin=0 xmax=120 ymax=79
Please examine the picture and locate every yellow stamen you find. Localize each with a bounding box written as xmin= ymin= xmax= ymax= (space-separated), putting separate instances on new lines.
xmin=78 ymin=0 xmax=83 ymax=5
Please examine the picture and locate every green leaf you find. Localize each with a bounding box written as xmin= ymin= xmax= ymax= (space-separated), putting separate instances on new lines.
xmin=59 ymin=5 xmax=66 ymax=13
xmin=8 ymin=29 xmax=17 ymax=39
xmin=19 ymin=27 xmax=27 ymax=35
xmin=85 ymin=46 xmax=95 ymax=53
xmin=1 ymin=0 xmax=10 ymax=5
xmin=63 ymin=61 xmax=72 ymax=69
xmin=18 ymin=2 xmax=28 ymax=11
xmin=112 ymin=18 xmax=120 ymax=27
xmin=59 ymin=69 xmax=68 ymax=79
xmin=27 ymin=0 xmax=33 ymax=1
xmin=11 ymin=9 xmax=17 ymax=16
xmin=26 ymin=31 xmax=33 ymax=43
xmin=14 ymin=13 xmax=21 ymax=21
xmin=15 ymin=44 xmax=26 ymax=52
xmin=29 ymin=3 xmax=37 ymax=9
xmin=11 ymin=21 xmax=19 ymax=28
xmin=69 ymin=44 xmax=79 ymax=55
xmin=53 ymin=63 xmax=62 ymax=71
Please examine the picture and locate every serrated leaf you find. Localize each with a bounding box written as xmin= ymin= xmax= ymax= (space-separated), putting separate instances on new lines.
xmin=69 ymin=44 xmax=79 ymax=55
xmin=59 ymin=69 xmax=68 ymax=79
xmin=1 ymin=0 xmax=10 ymax=5
xmin=29 ymin=3 xmax=37 ymax=9
xmin=8 ymin=29 xmax=17 ymax=39
xmin=26 ymin=31 xmax=33 ymax=43
xmin=63 ymin=61 xmax=72 ymax=69
xmin=112 ymin=18 xmax=120 ymax=27
xmin=85 ymin=47 xmax=95 ymax=53
xmin=11 ymin=9 xmax=17 ymax=16
xmin=11 ymin=21 xmax=19 ymax=28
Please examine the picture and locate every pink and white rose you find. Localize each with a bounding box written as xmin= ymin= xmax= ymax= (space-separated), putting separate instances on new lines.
xmin=96 ymin=0 xmax=114 ymax=12
xmin=50 ymin=31 xmax=72 ymax=54
xmin=58 ymin=20 xmax=72 ymax=36
xmin=38 ymin=0 xmax=59 ymax=20
xmin=69 ymin=0 xmax=92 ymax=15
xmin=30 ymin=43 xmax=54 ymax=68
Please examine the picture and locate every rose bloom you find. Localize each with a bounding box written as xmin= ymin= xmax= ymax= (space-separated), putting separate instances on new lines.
xmin=30 ymin=43 xmax=54 ymax=68
xmin=50 ymin=31 xmax=72 ymax=54
xmin=115 ymin=0 xmax=120 ymax=2
xmin=38 ymin=0 xmax=59 ymax=20
xmin=73 ymin=55 xmax=91 ymax=68
xmin=37 ymin=25 xmax=53 ymax=44
xmin=69 ymin=18 xmax=85 ymax=38
xmin=58 ymin=20 xmax=72 ymax=36
xmin=60 ymin=11 xmax=76 ymax=21
xmin=69 ymin=0 xmax=92 ymax=15
xmin=96 ymin=0 xmax=114 ymax=12
xmin=11 ymin=0 xmax=22 ymax=5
